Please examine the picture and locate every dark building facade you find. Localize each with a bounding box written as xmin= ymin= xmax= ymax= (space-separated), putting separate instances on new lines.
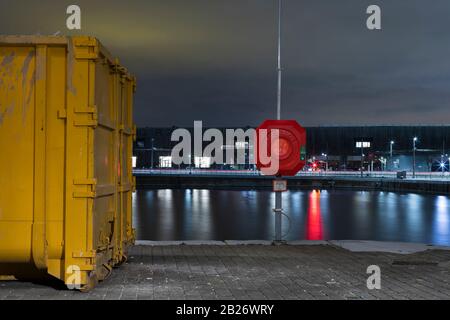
xmin=134 ymin=126 xmax=450 ymax=172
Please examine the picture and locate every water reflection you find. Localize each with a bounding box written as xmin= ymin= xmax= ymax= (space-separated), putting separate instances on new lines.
xmin=133 ymin=189 xmax=450 ymax=246
xmin=433 ymin=196 xmax=449 ymax=244
xmin=306 ymin=190 xmax=323 ymax=240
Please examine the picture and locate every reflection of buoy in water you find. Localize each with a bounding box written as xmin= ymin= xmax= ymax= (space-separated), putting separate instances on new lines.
xmin=306 ymin=190 xmax=323 ymax=240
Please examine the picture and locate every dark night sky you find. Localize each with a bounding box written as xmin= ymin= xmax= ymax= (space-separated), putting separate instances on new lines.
xmin=1 ymin=0 xmax=450 ymax=127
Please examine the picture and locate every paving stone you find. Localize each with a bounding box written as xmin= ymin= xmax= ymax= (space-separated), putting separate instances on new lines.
xmin=0 ymin=245 xmax=449 ymax=300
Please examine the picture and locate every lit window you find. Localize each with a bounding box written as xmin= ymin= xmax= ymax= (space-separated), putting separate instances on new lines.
xmin=235 ymin=141 xmax=248 ymax=149
xmin=194 ymin=156 xmax=211 ymax=168
xmin=159 ymin=156 xmax=172 ymax=168
xmin=132 ymin=156 xmax=137 ymax=168
xmin=356 ymin=141 xmax=371 ymax=148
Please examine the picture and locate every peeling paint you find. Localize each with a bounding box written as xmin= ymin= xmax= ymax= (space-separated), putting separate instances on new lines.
xmin=0 ymin=102 xmax=15 ymax=127
xmin=67 ymin=38 xmax=77 ymax=96
xmin=21 ymin=50 xmax=35 ymax=124
xmin=21 ymin=50 xmax=34 ymax=88
xmin=0 ymin=55 xmax=14 ymax=79
xmin=0 ymin=51 xmax=15 ymax=67
xmin=25 ymin=72 xmax=35 ymax=109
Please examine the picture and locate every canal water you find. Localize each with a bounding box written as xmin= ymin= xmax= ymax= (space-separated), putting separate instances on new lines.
xmin=132 ymin=189 xmax=450 ymax=246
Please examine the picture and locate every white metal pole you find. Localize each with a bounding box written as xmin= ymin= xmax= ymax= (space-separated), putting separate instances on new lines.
xmin=274 ymin=0 xmax=283 ymax=243
xmin=413 ymin=138 xmax=416 ymax=178
xmin=360 ymin=145 xmax=364 ymax=178
xmin=151 ymin=138 xmax=154 ymax=169
xmin=390 ymin=141 xmax=393 ymax=171
xmin=276 ymin=0 xmax=282 ymax=120
xmin=275 ymin=188 xmax=282 ymax=241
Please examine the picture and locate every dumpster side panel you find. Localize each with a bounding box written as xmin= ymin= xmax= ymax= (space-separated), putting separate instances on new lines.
xmin=45 ymin=46 xmax=67 ymax=278
xmin=0 ymin=46 xmax=36 ymax=263
xmin=119 ymin=73 xmax=136 ymax=250
xmin=92 ymin=54 xmax=117 ymax=275
xmin=63 ymin=38 xmax=93 ymax=287
xmin=124 ymin=77 xmax=136 ymax=245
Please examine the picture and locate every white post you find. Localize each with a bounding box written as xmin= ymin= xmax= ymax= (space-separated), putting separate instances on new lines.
xmin=276 ymin=0 xmax=282 ymax=120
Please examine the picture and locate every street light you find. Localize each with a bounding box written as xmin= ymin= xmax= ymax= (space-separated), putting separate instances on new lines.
xmin=150 ymin=138 xmax=155 ymax=169
xmin=413 ymin=137 xmax=418 ymax=178
xmin=359 ymin=144 xmax=365 ymax=178
xmin=322 ymin=153 xmax=328 ymax=172
xmin=389 ymin=141 xmax=394 ymax=171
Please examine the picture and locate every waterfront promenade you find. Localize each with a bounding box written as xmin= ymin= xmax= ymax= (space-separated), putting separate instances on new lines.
xmin=1 ymin=241 xmax=449 ymax=300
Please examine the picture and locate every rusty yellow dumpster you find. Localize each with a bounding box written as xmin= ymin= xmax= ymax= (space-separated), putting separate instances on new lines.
xmin=0 ymin=36 xmax=136 ymax=291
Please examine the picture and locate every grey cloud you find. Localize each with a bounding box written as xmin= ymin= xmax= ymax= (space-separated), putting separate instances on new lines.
xmin=1 ymin=0 xmax=450 ymax=126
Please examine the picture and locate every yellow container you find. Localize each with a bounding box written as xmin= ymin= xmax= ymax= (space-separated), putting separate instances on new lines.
xmin=0 ymin=36 xmax=136 ymax=290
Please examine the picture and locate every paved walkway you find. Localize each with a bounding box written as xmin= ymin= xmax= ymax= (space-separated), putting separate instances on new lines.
xmin=1 ymin=243 xmax=449 ymax=300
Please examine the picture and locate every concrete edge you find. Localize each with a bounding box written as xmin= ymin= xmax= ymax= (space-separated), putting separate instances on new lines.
xmin=134 ymin=240 xmax=450 ymax=254
xmin=134 ymin=240 xmax=328 ymax=246
xmin=328 ymin=240 xmax=450 ymax=254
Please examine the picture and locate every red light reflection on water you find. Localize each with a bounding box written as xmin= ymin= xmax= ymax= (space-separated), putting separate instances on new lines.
xmin=306 ymin=190 xmax=323 ymax=240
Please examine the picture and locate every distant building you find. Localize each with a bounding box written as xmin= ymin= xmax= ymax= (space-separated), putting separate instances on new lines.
xmin=134 ymin=126 xmax=450 ymax=172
